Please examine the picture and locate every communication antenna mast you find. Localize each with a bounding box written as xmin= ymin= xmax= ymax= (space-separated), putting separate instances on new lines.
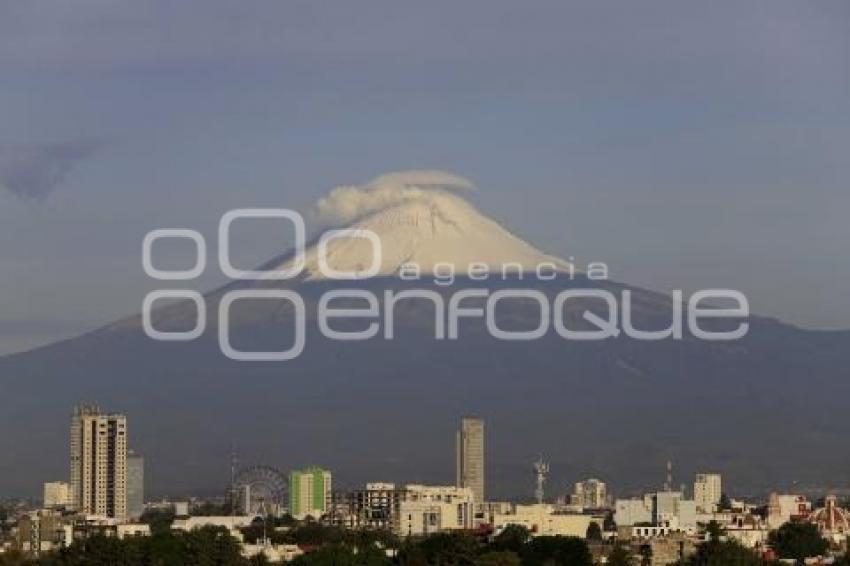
xmin=664 ymin=460 xmax=673 ymax=492
xmin=230 ymin=443 xmax=239 ymax=516
xmin=533 ymin=456 xmax=550 ymax=504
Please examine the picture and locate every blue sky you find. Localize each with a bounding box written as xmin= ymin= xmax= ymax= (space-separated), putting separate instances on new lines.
xmin=1 ymin=0 xmax=848 ymax=354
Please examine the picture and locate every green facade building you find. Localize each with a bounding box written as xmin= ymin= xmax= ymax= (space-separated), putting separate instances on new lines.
xmin=289 ymin=467 xmax=332 ymax=519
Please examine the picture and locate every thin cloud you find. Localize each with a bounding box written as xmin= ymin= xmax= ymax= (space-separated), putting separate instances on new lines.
xmin=0 ymin=141 xmax=102 ymax=200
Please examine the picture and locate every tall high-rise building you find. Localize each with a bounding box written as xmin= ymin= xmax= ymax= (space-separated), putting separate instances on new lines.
xmin=456 ymin=417 xmax=485 ymax=502
xmin=70 ymin=405 xmax=128 ymax=518
xmin=289 ymin=467 xmax=332 ymax=519
xmin=694 ymin=473 xmax=722 ymax=513
xmin=127 ymin=450 xmax=145 ymax=518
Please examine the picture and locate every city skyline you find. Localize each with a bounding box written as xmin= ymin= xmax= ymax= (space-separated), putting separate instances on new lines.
xmin=22 ymin=405 xmax=848 ymax=505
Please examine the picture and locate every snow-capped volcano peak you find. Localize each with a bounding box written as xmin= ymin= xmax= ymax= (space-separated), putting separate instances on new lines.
xmin=278 ymin=171 xmax=571 ymax=279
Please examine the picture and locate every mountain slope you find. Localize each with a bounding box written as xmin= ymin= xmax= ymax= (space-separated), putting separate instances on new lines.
xmin=1 ymin=171 xmax=849 ymax=500
xmin=281 ymin=189 xmax=570 ymax=279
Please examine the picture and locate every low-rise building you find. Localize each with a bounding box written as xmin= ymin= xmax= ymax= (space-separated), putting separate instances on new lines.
xmin=615 ymin=496 xmax=654 ymax=527
xmin=242 ymin=541 xmax=304 ymax=562
xmin=767 ymin=493 xmax=811 ymax=529
xmin=492 ymin=504 xmax=592 ymax=538
xmin=171 ymin=515 xmax=254 ymax=537
xmin=16 ymin=509 xmax=66 ymax=557
xmin=724 ymin=516 xmax=770 ymax=550
xmin=116 ymin=523 xmax=151 ymax=539
xmin=647 ymin=533 xmax=697 ymax=566
xmin=394 ymin=485 xmax=474 ymax=537
xmin=615 ymin=491 xmax=697 ymax=538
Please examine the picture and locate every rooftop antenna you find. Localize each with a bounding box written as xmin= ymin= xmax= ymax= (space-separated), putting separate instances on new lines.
xmin=664 ymin=460 xmax=673 ymax=492
xmin=230 ymin=442 xmax=238 ymax=516
xmin=533 ymin=456 xmax=550 ymax=505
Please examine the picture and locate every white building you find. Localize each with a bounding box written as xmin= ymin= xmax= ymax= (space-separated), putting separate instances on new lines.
xmin=615 ymin=498 xmax=652 ymax=527
xmin=70 ymin=405 xmax=128 ymax=518
xmin=615 ymin=491 xmax=697 ymax=537
xmin=693 ymin=473 xmax=722 ymax=513
xmin=767 ymin=493 xmax=811 ymax=529
xmin=723 ymin=514 xmax=770 ymax=549
xmin=116 ymin=524 xmax=151 ymax=539
xmin=173 ymin=501 xmax=190 ymax=516
xmin=43 ymin=482 xmax=72 ymax=508
xmin=171 ymin=516 xmax=254 ymax=536
xmin=493 ymin=504 xmax=592 ymax=538
xmin=571 ymin=478 xmax=608 ymax=509
xmin=242 ymin=542 xmax=304 ymax=562
xmin=395 ymin=485 xmax=475 ymax=537
xmin=654 ymin=491 xmax=696 ymax=530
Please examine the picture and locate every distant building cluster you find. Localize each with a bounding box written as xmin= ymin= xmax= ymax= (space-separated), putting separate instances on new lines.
xmin=3 ymin=407 xmax=850 ymax=565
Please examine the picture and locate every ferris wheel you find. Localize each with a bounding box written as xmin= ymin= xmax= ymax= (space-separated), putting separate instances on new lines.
xmin=229 ymin=464 xmax=288 ymax=516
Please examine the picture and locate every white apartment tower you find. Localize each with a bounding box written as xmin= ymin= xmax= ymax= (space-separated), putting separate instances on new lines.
xmin=70 ymin=405 xmax=128 ymax=518
xmin=694 ymin=473 xmax=722 ymax=513
xmin=456 ymin=417 xmax=485 ymax=503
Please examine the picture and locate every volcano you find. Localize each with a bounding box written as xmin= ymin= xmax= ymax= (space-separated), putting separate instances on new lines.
xmin=281 ymin=182 xmax=571 ymax=280
xmin=2 ymin=171 xmax=849 ymax=500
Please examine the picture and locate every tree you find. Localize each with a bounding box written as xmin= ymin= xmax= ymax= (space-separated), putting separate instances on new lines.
xmin=49 ymin=533 xmax=144 ymax=566
xmin=182 ymin=526 xmax=246 ymax=565
xmin=0 ymin=549 xmax=36 ymax=566
xmin=705 ymin=520 xmax=724 ymax=543
xmin=139 ymin=507 xmax=176 ymax=536
xmin=586 ymin=521 xmax=603 ymax=540
xmin=522 ymin=536 xmax=592 ymax=566
xmin=718 ymin=493 xmax=732 ymax=512
xmin=607 ymin=543 xmax=634 ymax=566
xmin=284 ymin=523 xmax=347 ymax=546
xmin=396 ymin=540 xmax=428 ymax=566
xmin=148 ymin=533 xmax=190 ymax=566
xmin=603 ymin=511 xmax=617 ymax=532
xmin=290 ymin=543 xmax=390 ymax=566
xmin=491 ymin=525 xmax=531 ymax=554
xmin=475 ymin=551 xmax=522 ymax=566
xmin=413 ymin=532 xmax=480 ymax=565
xmin=768 ymin=521 xmax=828 ymax=561
xmin=686 ymin=538 xmax=762 ymax=566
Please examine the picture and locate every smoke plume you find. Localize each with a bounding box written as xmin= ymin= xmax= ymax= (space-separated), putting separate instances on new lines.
xmin=313 ymin=170 xmax=475 ymax=228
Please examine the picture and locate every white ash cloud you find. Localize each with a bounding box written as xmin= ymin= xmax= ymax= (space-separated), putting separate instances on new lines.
xmin=313 ymin=170 xmax=475 ymax=228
